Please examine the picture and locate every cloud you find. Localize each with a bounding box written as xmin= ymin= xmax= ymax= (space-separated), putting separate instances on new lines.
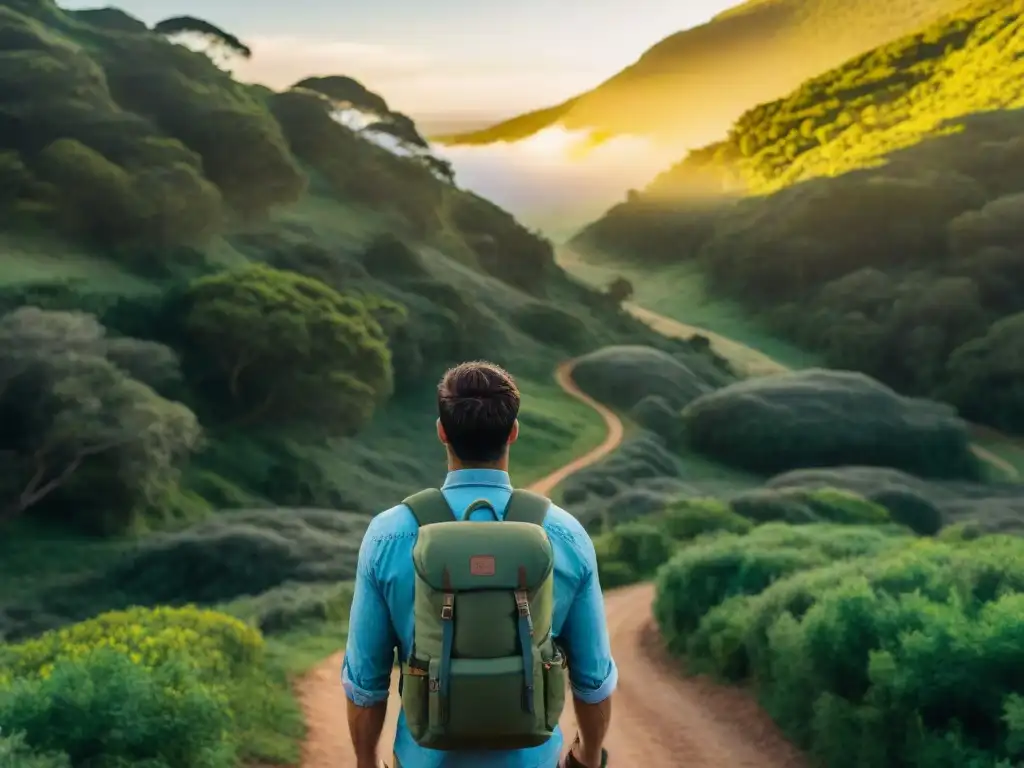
xmin=232 ymin=36 xmax=432 ymax=90
xmin=437 ymin=127 xmax=690 ymax=240
xmin=230 ymin=35 xmax=598 ymax=116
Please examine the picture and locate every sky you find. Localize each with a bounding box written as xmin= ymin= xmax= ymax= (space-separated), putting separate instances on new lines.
xmin=61 ymin=0 xmax=740 ymax=118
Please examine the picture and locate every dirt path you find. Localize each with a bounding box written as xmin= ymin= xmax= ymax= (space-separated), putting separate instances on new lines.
xmin=295 ymin=359 xmax=804 ymax=768
xmin=624 ymin=302 xmax=1021 ymax=481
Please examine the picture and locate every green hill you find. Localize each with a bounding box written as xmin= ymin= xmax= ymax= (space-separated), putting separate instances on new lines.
xmin=0 ymin=0 xmax=721 ymax=632
xmin=572 ymin=0 xmax=1024 ymax=435
xmin=0 ymin=0 xmax=737 ymax=762
xmin=631 ymin=0 xmax=1024 ymax=197
xmin=437 ymin=0 xmax=965 ymax=146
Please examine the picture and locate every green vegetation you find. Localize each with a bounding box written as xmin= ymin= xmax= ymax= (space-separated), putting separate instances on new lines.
xmin=574 ymin=2 xmax=1024 ymax=434
xmin=0 ymin=606 xmax=299 ymax=767
xmin=655 ymin=528 xmax=1024 ymax=767
xmin=683 ymin=369 xmax=980 ymax=479
xmin=441 ymin=0 xmax=963 ymax=145
xmin=0 ymin=1 xmax=726 ymax=763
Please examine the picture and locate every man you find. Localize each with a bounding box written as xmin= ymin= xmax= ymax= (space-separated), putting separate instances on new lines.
xmin=343 ymin=360 xmax=616 ymax=768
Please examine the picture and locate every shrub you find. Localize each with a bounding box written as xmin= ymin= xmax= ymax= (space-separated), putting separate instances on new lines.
xmin=0 ymin=648 xmax=234 ymax=768
xmin=0 ymin=732 xmax=69 ymax=768
xmin=593 ymin=522 xmax=674 ymax=587
xmin=658 ymin=533 xmax=1024 ymax=767
xmin=658 ymin=498 xmax=753 ymax=540
xmin=730 ymin=487 xmax=890 ymax=526
xmin=682 ymin=369 xmax=979 ymax=479
xmin=654 ymin=524 xmax=906 ymax=654
xmin=2 ymin=605 xmax=264 ymax=683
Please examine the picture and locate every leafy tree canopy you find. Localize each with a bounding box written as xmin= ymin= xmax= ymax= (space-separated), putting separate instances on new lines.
xmin=182 ymin=265 xmax=394 ymax=433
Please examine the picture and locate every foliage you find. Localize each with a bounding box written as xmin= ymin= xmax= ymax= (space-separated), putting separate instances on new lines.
xmin=593 ymin=522 xmax=675 ymax=586
xmin=181 ymin=264 xmax=393 ymax=432
xmin=0 ymin=649 xmax=235 ymax=768
xmin=0 ymin=732 xmax=69 ymax=768
xmin=575 ymin=1 xmax=1024 ymax=432
xmin=444 ymin=0 xmax=965 ymax=144
xmin=0 ymin=605 xmax=293 ymax=767
xmin=573 ymin=344 xmax=733 ymax=412
xmin=153 ymin=15 xmax=252 ymax=59
xmin=682 ymin=369 xmax=979 ymax=479
xmin=656 ymin=497 xmax=754 ymax=540
xmin=0 ymin=307 xmax=201 ymax=534
xmin=656 ymin=532 xmax=1024 ymax=766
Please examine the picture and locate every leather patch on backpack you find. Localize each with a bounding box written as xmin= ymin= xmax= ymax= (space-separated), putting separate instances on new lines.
xmin=470 ymin=555 xmax=496 ymax=576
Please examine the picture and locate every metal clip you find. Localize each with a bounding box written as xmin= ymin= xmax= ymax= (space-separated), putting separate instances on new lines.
xmin=441 ymin=593 xmax=454 ymax=620
xmin=514 ymin=589 xmax=529 ymax=617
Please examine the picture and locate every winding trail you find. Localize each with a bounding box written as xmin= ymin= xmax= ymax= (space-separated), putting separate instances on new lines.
xmin=295 ymin=359 xmax=805 ymax=768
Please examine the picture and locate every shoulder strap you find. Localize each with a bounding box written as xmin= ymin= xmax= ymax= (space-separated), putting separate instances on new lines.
xmin=503 ymin=489 xmax=550 ymax=526
xmin=403 ymin=489 xmax=455 ymax=527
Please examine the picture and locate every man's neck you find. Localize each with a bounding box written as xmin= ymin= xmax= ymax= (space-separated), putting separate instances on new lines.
xmin=448 ymin=460 xmax=509 ymax=473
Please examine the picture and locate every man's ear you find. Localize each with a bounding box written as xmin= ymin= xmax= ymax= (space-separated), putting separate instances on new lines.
xmin=436 ymin=418 xmax=448 ymax=445
xmin=508 ymin=419 xmax=519 ymax=446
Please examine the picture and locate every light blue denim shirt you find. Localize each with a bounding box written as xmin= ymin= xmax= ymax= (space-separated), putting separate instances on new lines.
xmin=342 ymin=468 xmax=618 ymax=768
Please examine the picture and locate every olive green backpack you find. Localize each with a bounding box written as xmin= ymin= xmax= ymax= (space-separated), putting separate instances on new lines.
xmin=398 ymin=488 xmax=567 ymax=751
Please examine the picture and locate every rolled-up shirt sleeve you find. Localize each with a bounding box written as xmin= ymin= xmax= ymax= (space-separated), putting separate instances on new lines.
xmin=561 ymin=535 xmax=618 ymax=704
xmin=341 ymin=520 xmax=397 ymax=707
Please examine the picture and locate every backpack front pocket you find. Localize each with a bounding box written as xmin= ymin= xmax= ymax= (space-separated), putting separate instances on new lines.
xmin=424 ymin=655 xmax=549 ymax=750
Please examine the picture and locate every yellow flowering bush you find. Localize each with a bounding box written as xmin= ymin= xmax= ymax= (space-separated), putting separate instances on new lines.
xmin=2 ymin=605 xmax=264 ymax=683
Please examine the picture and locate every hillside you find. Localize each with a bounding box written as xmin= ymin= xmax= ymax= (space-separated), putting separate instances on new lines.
xmin=573 ymin=0 xmax=1024 ymax=435
xmin=437 ymin=0 xmax=966 ymax=147
xmin=0 ymin=0 xmax=729 ymax=643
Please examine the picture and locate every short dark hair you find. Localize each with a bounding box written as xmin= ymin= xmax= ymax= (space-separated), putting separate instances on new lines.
xmin=438 ymin=361 xmax=520 ymax=463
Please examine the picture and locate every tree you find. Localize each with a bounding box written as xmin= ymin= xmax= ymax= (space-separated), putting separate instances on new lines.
xmin=153 ymin=15 xmax=252 ymax=68
xmin=182 ymin=265 xmax=393 ymax=432
xmin=606 ymin=276 xmax=634 ymax=304
xmin=0 ymin=308 xmax=201 ymax=533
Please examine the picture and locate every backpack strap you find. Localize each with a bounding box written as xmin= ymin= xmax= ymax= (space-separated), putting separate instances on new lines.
xmin=503 ymin=489 xmax=550 ymax=526
xmin=403 ymin=489 xmax=455 ymax=527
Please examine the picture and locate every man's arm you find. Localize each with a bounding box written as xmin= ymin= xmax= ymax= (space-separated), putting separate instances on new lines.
xmin=342 ymin=522 xmax=398 ymax=768
xmin=560 ymin=533 xmax=617 ymax=767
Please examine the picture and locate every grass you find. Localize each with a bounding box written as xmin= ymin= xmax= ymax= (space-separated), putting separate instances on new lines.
xmin=560 ymin=252 xmax=819 ymax=369
xmin=514 ymin=375 xmax=609 ymax=487
xmin=561 ymin=249 xmax=1024 ymax=484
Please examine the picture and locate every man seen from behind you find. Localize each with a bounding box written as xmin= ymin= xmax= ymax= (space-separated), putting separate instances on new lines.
xmin=343 ymin=360 xmax=616 ymax=767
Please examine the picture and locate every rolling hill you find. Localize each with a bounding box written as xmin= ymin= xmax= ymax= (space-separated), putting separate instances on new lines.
xmin=437 ymin=0 xmax=967 ymax=147
xmin=572 ymin=0 xmax=1024 ymax=436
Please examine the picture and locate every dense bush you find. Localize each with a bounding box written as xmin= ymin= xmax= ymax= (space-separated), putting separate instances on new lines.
xmin=656 ymin=529 xmax=1024 ymax=767
xmin=573 ymin=344 xmax=732 ymax=412
xmin=0 ymin=605 xmax=288 ymax=767
xmin=654 ymin=524 xmax=906 ymax=650
xmin=0 ymin=649 xmax=234 ymax=768
xmin=766 ymin=466 xmax=1024 ymax=535
xmin=0 ymin=307 xmax=201 ymax=534
xmin=656 ymin=498 xmax=753 ymax=540
xmin=683 ymin=369 xmax=979 ymax=479
xmin=181 ymin=264 xmax=393 ymax=432
xmin=729 ymin=487 xmax=891 ymax=526
xmin=593 ymin=522 xmax=674 ymax=587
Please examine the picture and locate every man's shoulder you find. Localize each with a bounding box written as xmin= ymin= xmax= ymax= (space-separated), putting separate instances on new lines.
xmin=542 ymin=502 xmax=594 ymax=559
xmin=363 ymin=502 xmax=419 ymax=543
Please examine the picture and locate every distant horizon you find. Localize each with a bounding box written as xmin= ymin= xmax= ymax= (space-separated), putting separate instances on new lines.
xmin=60 ymin=0 xmax=741 ymax=117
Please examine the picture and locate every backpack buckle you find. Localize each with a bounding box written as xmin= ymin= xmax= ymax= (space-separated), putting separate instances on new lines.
xmin=441 ymin=593 xmax=454 ymax=620
xmin=514 ymin=589 xmax=529 ymax=617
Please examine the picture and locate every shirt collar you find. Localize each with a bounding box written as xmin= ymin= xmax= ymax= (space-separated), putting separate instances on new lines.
xmin=442 ymin=469 xmax=513 ymax=490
